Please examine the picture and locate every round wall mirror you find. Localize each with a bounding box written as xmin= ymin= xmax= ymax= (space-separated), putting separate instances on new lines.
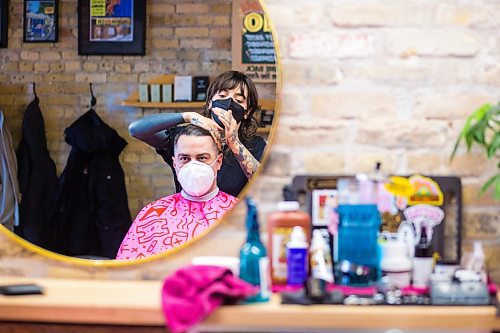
xmin=0 ymin=0 xmax=280 ymax=267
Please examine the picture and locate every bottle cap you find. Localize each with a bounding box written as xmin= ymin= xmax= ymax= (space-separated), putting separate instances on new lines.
xmin=290 ymin=226 xmax=306 ymax=242
xmin=311 ymin=229 xmax=326 ymax=249
xmin=288 ymin=226 xmax=308 ymax=248
xmin=473 ymin=241 xmax=484 ymax=255
xmin=277 ymin=201 xmax=300 ymax=211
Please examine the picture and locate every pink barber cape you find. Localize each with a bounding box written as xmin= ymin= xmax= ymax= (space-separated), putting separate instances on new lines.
xmin=116 ymin=191 xmax=237 ymax=260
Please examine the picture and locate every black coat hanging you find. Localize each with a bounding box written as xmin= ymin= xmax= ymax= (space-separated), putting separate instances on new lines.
xmin=15 ymin=83 xmax=59 ymax=247
xmin=46 ymin=85 xmax=132 ymax=258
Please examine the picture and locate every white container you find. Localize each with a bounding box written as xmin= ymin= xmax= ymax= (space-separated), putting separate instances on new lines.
xmin=412 ymin=257 xmax=434 ymax=288
xmin=174 ymin=75 xmax=192 ymax=102
xmin=380 ymin=240 xmax=412 ymax=287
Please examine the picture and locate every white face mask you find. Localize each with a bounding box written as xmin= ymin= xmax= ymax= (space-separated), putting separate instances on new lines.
xmin=176 ymin=158 xmax=218 ymax=197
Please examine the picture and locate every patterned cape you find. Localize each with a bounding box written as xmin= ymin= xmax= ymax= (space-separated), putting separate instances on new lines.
xmin=116 ymin=191 xmax=237 ymax=260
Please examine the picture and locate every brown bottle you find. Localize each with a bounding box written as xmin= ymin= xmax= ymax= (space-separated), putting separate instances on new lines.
xmin=267 ymin=201 xmax=311 ymax=285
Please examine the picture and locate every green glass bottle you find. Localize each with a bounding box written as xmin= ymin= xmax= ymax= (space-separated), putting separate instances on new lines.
xmin=239 ymin=197 xmax=270 ymax=302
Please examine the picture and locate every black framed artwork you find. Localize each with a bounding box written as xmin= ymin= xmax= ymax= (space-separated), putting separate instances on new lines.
xmin=78 ymin=0 xmax=145 ymax=56
xmin=0 ymin=0 xmax=8 ymax=48
xmin=23 ymin=0 xmax=58 ymax=43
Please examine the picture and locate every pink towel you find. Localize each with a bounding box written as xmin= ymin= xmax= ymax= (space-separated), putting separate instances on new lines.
xmin=161 ymin=265 xmax=257 ymax=333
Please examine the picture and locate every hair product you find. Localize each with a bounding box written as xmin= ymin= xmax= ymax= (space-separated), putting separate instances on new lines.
xmin=286 ymin=226 xmax=309 ymax=286
xmin=267 ymin=201 xmax=311 ymax=286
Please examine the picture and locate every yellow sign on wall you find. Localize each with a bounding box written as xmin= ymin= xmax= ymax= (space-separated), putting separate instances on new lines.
xmin=232 ymin=0 xmax=276 ymax=83
xmin=90 ymin=0 xmax=106 ymax=17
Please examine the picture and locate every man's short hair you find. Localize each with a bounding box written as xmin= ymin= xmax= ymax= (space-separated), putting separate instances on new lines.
xmin=173 ymin=124 xmax=220 ymax=154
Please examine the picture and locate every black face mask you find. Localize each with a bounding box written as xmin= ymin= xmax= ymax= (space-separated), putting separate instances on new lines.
xmin=210 ymin=98 xmax=246 ymax=128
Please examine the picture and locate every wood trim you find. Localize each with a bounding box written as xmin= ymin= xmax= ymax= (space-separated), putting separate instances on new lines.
xmin=0 ymin=278 xmax=498 ymax=330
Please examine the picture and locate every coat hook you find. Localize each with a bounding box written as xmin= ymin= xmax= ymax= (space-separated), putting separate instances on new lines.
xmin=32 ymin=82 xmax=37 ymax=98
xmin=89 ymin=83 xmax=96 ymax=108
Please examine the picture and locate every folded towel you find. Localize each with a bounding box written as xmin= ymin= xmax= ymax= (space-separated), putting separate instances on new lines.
xmin=162 ymin=265 xmax=257 ymax=333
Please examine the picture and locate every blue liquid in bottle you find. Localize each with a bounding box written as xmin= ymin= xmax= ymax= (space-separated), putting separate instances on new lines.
xmin=239 ymin=197 xmax=270 ymax=302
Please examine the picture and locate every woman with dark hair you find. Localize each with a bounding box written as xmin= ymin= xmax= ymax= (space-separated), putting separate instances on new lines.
xmin=128 ymin=70 xmax=267 ymax=197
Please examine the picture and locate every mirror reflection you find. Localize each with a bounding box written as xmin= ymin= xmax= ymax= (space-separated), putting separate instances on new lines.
xmin=0 ymin=0 xmax=277 ymax=262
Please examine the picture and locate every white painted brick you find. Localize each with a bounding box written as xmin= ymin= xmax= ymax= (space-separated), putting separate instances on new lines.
xmin=356 ymin=119 xmax=449 ymax=149
xmin=312 ymin=90 xmax=397 ymax=119
xmin=435 ymin=4 xmax=491 ymax=27
xmin=414 ymin=92 xmax=494 ymax=119
xmin=287 ymin=32 xmax=376 ymax=59
xmin=330 ymin=3 xmax=431 ymax=27
xmin=384 ymin=29 xmax=481 ymax=57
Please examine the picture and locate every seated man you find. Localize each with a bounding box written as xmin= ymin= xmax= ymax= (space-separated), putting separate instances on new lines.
xmin=116 ymin=125 xmax=237 ymax=260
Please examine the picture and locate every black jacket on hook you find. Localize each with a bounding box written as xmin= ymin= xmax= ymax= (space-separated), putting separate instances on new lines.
xmin=46 ymin=108 xmax=132 ymax=259
xmin=15 ymin=97 xmax=59 ymax=247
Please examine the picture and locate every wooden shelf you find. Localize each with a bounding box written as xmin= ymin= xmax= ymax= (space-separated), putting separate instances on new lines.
xmin=120 ymin=74 xmax=276 ymax=117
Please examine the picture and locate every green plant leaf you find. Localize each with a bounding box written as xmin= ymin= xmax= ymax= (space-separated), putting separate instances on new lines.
xmin=451 ymin=104 xmax=492 ymax=159
xmin=487 ymin=131 xmax=499 ymax=158
xmin=468 ymin=119 xmax=488 ymax=146
xmin=480 ymin=173 xmax=500 ymax=200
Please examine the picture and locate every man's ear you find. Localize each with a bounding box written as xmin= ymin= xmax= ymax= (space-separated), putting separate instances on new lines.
xmin=215 ymin=153 xmax=222 ymax=171
xmin=172 ymin=155 xmax=177 ymax=169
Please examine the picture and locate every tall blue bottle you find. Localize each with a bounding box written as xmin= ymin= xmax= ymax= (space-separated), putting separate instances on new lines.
xmin=239 ymin=197 xmax=270 ymax=302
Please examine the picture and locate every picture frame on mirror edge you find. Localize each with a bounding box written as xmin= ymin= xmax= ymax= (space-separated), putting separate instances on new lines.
xmin=78 ymin=0 xmax=146 ymax=56
xmin=0 ymin=0 xmax=8 ymax=48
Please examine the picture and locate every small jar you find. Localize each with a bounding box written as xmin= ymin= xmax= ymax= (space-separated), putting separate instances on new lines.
xmin=380 ymin=240 xmax=412 ymax=288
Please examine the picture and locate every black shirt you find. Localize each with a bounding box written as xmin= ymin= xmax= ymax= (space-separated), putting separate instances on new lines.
xmin=157 ymin=126 xmax=267 ymax=197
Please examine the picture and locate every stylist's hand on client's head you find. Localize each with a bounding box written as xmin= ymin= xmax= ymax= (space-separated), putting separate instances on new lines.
xmin=183 ymin=111 xmax=223 ymax=152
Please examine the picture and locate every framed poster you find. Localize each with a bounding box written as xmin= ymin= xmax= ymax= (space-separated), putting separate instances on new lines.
xmin=78 ymin=0 xmax=145 ymax=56
xmin=311 ymin=189 xmax=338 ymax=227
xmin=0 ymin=0 xmax=8 ymax=48
xmin=23 ymin=0 xmax=58 ymax=43
xmin=232 ymin=0 xmax=276 ymax=83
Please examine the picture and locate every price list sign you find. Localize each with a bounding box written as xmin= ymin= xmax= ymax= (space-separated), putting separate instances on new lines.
xmin=232 ymin=0 xmax=277 ymax=83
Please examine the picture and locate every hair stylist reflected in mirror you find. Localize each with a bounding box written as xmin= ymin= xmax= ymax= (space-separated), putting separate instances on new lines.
xmin=128 ymin=70 xmax=267 ymax=197
xmin=116 ymin=125 xmax=238 ymax=260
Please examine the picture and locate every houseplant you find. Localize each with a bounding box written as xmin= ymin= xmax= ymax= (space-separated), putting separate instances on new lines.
xmin=451 ymin=102 xmax=499 ymax=200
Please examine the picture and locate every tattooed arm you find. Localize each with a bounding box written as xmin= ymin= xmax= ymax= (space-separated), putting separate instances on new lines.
xmin=129 ymin=112 xmax=221 ymax=150
xmin=212 ymin=108 xmax=260 ymax=179
xmin=128 ymin=113 xmax=185 ymax=149
xmin=229 ymin=135 xmax=260 ymax=179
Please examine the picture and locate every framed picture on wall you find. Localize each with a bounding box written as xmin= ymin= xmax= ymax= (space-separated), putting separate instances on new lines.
xmin=78 ymin=0 xmax=146 ymax=56
xmin=23 ymin=0 xmax=59 ymax=43
xmin=0 ymin=0 xmax=8 ymax=48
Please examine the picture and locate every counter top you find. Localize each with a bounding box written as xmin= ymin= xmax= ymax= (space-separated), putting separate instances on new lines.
xmin=0 ymin=278 xmax=498 ymax=331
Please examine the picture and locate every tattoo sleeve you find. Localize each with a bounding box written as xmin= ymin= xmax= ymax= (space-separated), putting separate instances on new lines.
xmin=232 ymin=140 xmax=260 ymax=179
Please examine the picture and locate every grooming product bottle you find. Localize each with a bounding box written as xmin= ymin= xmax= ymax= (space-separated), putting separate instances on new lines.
xmin=469 ymin=241 xmax=487 ymax=283
xmin=310 ymin=229 xmax=334 ymax=283
xmin=412 ymin=225 xmax=433 ymax=288
xmin=239 ymin=197 xmax=270 ymax=302
xmin=286 ymin=226 xmax=309 ymax=286
xmin=267 ymin=201 xmax=311 ymax=285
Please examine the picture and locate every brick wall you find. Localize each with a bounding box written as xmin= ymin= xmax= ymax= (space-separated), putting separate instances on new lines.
xmin=0 ymin=0 xmax=275 ymax=216
xmin=0 ymin=0 xmax=498 ymax=283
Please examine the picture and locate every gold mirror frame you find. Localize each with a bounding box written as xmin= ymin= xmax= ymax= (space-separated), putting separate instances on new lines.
xmin=0 ymin=0 xmax=282 ymax=268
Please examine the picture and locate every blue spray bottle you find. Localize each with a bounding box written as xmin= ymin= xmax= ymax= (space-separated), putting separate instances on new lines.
xmin=239 ymin=197 xmax=270 ymax=302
